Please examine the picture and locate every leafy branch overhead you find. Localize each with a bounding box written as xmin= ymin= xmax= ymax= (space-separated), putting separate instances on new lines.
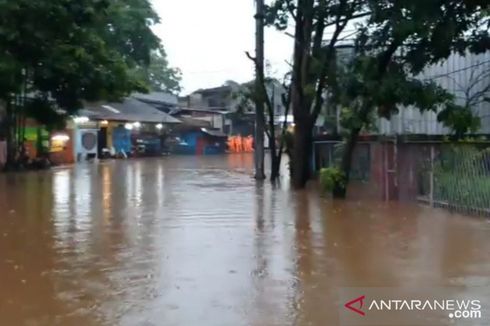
xmin=132 ymin=49 xmax=183 ymax=95
xmin=266 ymin=0 xmax=489 ymax=133
xmin=263 ymin=0 xmax=489 ymax=193
xmin=0 ymin=0 xmax=181 ymax=114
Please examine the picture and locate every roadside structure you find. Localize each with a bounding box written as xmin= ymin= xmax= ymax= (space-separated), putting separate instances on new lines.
xmin=313 ymin=50 xmax=490 ymax=215
xmin=73 ymin=97 xmax=181 ymax=160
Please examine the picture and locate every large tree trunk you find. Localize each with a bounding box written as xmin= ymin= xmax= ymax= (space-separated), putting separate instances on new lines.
xmin=268 ymin=86 xmax=280 ymax=182
xmin=291 ymin=121 xmax=313 ymax=188
xmin=333 ymin=127 xmax=361 ymax=198
xmin=270 ymin=135 xmax=285 ymax=182
xmin=271 ymin=155 xmax=280 ymax=181
xmin=254 ymin=114 xmax=266 ymax=180
xmin=269 ymin=124 xmax=280 ymax=181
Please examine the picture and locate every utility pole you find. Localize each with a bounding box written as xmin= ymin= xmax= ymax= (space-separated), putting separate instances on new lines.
xmin=254 ymin=0 xmax=266 ymax=180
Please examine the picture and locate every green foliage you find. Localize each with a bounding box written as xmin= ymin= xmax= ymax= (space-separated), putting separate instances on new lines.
xmin=230 ymin=78 xmax=284 ymax=117
xmin=232 ymin=82 xmax=255 ymax=116
xmin=0 ymin=0 xmax=182 ymax=166
xmin=360 ymin=0 xmax=490 ymax=72
xmin=335 ymin=0 xmax=489 ymax=136
xmin=339 ymin=57 xmax=461 ymax=117
xmin=434 ymin=147 xmax=490 ymax=210
xmin=24 ymin=98 xmax=67 ymax=131
xmin=438 ymin=104 xmax=481 ymax=137
xmin=103 ymin=0 xmax=161 ymax=66
xmin=0 ymin=0 xmax=170 ymax=116
xmin=0 ymin=54 xmax=22 ymax=97
xmin=320 ymin=167 xmax=346 ymax=192
xmin=266 ymin=0 xmax=489 ymax=191
xmin=436 ymin=173 xmax=490 ymax=209
xmin=340 ymin=106 xmax=378 ymax=133
xmin=264 ymin=0 xmax=295 ymax=30
xmin=132 ymin=49 xmax=182 ymax=94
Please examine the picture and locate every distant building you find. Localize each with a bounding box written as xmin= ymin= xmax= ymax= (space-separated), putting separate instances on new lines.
xmin=133 ymin=92 xmax=179 ymax=113
xmin=183 ymin=81 xmax=240 ymax=112
xmin=74 ymin=97 xmax=181 ymax=160
xmin=178 ymin=80 xmax=289 ymax=136
xmin=169 ymin=125 xmax=228 ymax=155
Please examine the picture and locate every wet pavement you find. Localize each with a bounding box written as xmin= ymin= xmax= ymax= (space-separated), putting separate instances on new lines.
xmin=1 ymin=154 xmax=490 ymax=326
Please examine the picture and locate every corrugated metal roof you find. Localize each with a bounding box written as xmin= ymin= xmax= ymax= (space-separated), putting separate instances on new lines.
xmin=193 ymin=85 xmax=232 ymax=95
xmin=175 ymin=107 xmax=230 ymax=115
xmin=82 ymin=98 xmax=181 ymax=124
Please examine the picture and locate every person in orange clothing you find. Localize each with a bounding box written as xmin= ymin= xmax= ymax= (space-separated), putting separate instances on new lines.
xmin=245 ymin=135 xmax=254 ymax=152
xmin=238 ymin=136 xmax=245 ymax=153
xmin=233 ymin=136 xmax=239 ymax=153
xmin=227 ymin=137 xmax=234 ymax=153
xmin=228 ymin=136 xmax=239 ymax=153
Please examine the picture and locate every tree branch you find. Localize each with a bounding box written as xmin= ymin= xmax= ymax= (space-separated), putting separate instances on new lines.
xmin=311 ymin=0 xmax=352 ymax=123
xmin=312 ymin=0 xmax=327 ymax=57
xmin=245 ymin=51 xmax=273 ymax=140
xmin=245 ymin=51 xmax=256 ymax=62
xmin=286 ymin=0 xmax=297 ymax=20
xmin=324 ymin=10 xmax=371 ymax=28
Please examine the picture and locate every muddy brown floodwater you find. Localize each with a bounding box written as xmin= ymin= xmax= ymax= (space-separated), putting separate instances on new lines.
xmin=1 ymin=154 xmax=490 ymax=326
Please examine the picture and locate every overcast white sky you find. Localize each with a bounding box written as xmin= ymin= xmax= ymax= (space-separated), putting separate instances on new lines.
xmin=151 ymin=0 xmax=292 ymax=95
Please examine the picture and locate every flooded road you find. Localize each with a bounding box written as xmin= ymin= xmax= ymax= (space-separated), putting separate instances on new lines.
xmin=1 ymin=154 xmax=490 ymax=326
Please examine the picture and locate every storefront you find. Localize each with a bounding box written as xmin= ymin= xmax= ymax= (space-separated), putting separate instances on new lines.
xmin=75 ymin=97 xmax=181 ymax=159
xmin=49 ymin=130 xmax=75 ymax=165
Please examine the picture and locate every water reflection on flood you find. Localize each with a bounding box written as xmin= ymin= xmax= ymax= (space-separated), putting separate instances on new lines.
xmin=0 ymin=154 xmax=490 ymax=326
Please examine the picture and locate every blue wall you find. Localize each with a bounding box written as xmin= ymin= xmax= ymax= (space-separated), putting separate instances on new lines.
xmin=112 ymin=126 xmax=131 ymax=154
xmin=173 ymin=131 xmax=226 ymax=155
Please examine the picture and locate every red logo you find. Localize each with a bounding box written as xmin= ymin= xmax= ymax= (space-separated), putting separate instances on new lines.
xmin=345 ymin=295 xmax=366 ymax=316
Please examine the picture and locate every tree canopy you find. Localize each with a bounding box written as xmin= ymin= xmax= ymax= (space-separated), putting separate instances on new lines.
xmin=263 ymin=0 xmax=489 ymax=192
xmin=0 ymin=0 xmax=181 ymax=164
xmin=133 ymin=49 xmax=183 ymax=95
xmin=0 ymin=0 xmax=181 ymax=111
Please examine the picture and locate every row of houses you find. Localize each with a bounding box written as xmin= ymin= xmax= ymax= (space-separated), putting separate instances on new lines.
xmin=1 ymin=48 xmax=487 ymax=170
xmin=0 ymin=92 xmax=229 ymax=167
xmin=0 ymin=79 xmax=288 ymax=167
xmin=181 ymin=50 xmax=489 ymax=144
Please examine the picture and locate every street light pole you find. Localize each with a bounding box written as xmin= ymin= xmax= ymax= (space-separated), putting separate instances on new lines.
xmin=254 ymin=0 xmax=266 ymax=180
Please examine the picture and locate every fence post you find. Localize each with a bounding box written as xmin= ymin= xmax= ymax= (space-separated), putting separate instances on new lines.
xmin=429 ymin=145 xmax=435 ymax=207
xmin=384 ymin=141 xmax=389 ymax=201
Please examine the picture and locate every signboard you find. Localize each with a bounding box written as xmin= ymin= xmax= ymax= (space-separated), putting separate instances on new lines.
xmin=50 ymin=134 xmax=70 ymax=153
